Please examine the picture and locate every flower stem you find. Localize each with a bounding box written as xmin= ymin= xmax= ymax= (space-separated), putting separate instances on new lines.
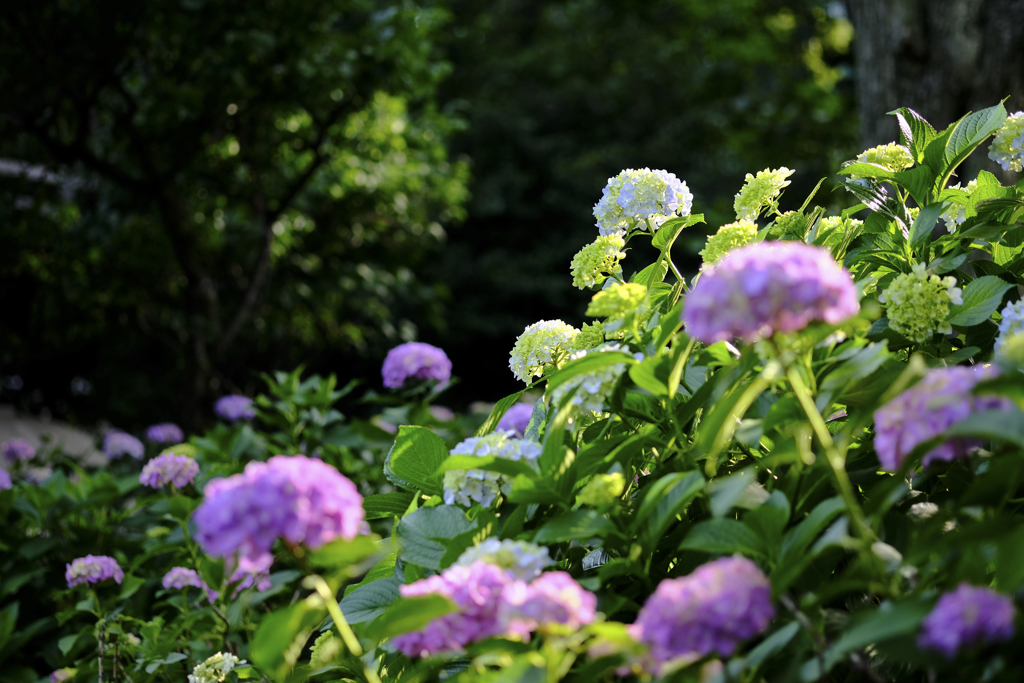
xmin=308 ymin=575 xmax=363 ymax=658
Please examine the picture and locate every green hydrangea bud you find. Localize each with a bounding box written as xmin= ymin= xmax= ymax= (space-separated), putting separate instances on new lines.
xmin=700 ymin=219 xmax=757 ymax=264
xmin=879 ymin=263 xmax=963 ymax=343
xmin=571 ymin=234 xmax=627 ymax=289
xmin=573 ymin=322 xmax=605 ymax=350
xmin=576 ymin=472 xmax=626 ymax=506
xmin=188 ymin=653 xmax=245 ymax=683
xmin=509 ymin=320 xmax=580 ymax=383
xmin=770 ymin=211 xmax=806 ymax=240
xmin=855 ymin=143 xmax=913 ymax=173
xmin=586 ymin=283 xmax=647 ymax=319
xmin=310 ymin=631 xmax=341 ymax=669
xmin=160 ymin=443 xmax=197 ymax=458
xmin=733 ymin=167 xmax=794 ymax=220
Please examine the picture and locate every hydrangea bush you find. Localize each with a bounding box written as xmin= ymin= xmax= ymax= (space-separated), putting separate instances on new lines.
xmin=2 ymin=102 xmax=1024 ymax=683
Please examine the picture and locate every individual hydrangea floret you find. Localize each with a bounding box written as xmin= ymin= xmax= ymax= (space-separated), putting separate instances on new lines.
xmin=188 ymin=652 xmax=246 ymax=683
xmin=496 ymin=403 xmax=534 ymax=438
xmin=454 ymin=538 xmax=553 ymax=581
xmin=2 ymin=438 xmax=35 ymax=464
xmin=586 ymin=282 xmax=647 ymax=319
xmin=214 ymin=395 xmax=256 ymax=421
xmin=988 ymin=111 xmax=1024 ymax=172
xmin=228 ymin=557 xmax=273 ymax=595
xmin=141 ymin=452 xmax=200 ymax=489
xmin=146 ymin=423 xmax=184 ymax=443
xmin=65 ymin=555 xmax=124 ymax=588
xmin=918 ymin=583 xmax=1016 ymax=658
xmin=162 ymin=567 xmax=218 ymax=602
xmin=851 ymin=143 xmax=914 ymax=175
xmin=571 ymin=233 xmax=627 ymax=289
xmin=381 ymin=342 xmax=452 ymax=389
xmin=443 ymin=433 xmax=541 ymax=507
xmin=733 ymin=167 xmax=794 ymax=220
xmin=509 ymin=320 xmax=580 ymax=383
xmin=629 ymin=556 xmax=774 ymax=672
xmin=879 ymin=263 xmax=963 ymax=343
xmin=310 ymin=631 xmax=341 ymax=669
xmin=576 ymin=472 xmax=626 ymax=506
xmin=501 ymin=571 xmax=597 ymax=637
xmin=103 ymin=430 xmax=144 ymax=460
xmin=874 ymin=365 xmax=1014 ymax=471
xmin=995 ymin=300 xmax=1024 ymax=356
xmin=593 ymin=168 xmax=693 ymax=236
xmin=700 ymin=219 xmax=758 ymax=265
xmin=682 ymin=242 xmax=860 ymax=343
xmin=0 ymin=469 xmax=11 ymax=491
xmin=939 ymin=179 xmax=977 ymax=233
xmin=50 ymin=669 xmax=76 ymax=683
xmin=194 ymin=455 xmax=364 ymax=571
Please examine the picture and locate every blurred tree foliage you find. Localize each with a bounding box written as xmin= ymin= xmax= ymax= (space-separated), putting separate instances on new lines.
xmin=0 ymin=0 xmax=468 ymax=426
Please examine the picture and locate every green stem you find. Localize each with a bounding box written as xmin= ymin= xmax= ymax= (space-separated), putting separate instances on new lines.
xmin=309 ymin=575 xmax=363 ymax=658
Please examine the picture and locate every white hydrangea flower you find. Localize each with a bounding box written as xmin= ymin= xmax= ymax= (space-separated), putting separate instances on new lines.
xmin=593 ymin=168 xmax=693 ymax=236
xmin=443 ymin=433 xmax=542 ymax=507
xmin=509 ymin=320 xmax=580 ymax=383
xmin=188 ymin=653 xmax=245 ymax=683
xmin=939 ymin=179 xmax=977 ymax=234
xmin=454 ymin=538 xmax=553 ymax=580
xmin=988 ymin=111 xmax=1024 ymax=172
xmin=996 ymin=300 xmax=1024 ymax=355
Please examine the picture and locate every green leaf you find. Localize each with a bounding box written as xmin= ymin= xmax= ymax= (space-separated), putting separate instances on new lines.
xmin=708 ymin=468 xmax=760 ymax=518
xmin=743 ymin=491 xmax=791 ymax=558
xmin=338 ymin=575 xmax=401 ymax=624
xmin=395 ymin=506 xmax=475 ymax=570
xmin=943 ymin=103 xmax=1007 ymax=175
xmin=230 ymin=424 xmax=256 ymax=459
xmin=820 ymin=341 xmax=891 ymax=395
xmin=307 ymin=535 xmax=382 ymax=569
xmin=944 ymin=407 xmax=1024 ymax=447
xmin=628 ymin=356 xmax=670 ymax=396
xmin=890 ymin=107 xmax=937 ymax=161
xmin=0 ymin=602 xmax=16 ymax=652
xmin=948 ymin=276 xmax=1014 ymax=326
xmin=250 ymin=601 xmax=324 ymax=680
xmin=199 ymin=557 xmax=224 ymax=593
xmin=436 ymin=455 xmax=538 ymax=479
xmin=630 ymin=261 xmax=668 ymax=287
xmin=362 ymin=491 xmax=415 ymax=520
xmin=533 ymin=510 xmax=616 ymax=544
xmin=636 ymin=471 xmax=705 ymax=549
xmin=365 ymin=595 xmax=456 ymax=643
xmin=118 ymin=575 xmax=145 ymax=601
xmin=680 ymin=518 xmax=766 ymax=558
xmin=908 ymin=202 xmax=945 ymax=254
xmin=651 ymin=213 xmax=704 ymax=250
xmin=384 ymin=426 xmax=448 ymax=495
xmin=545 ymin=352 xmax=637 ymax=393
xmin=837 ymin=163 xmax=893 ymax=180
xmin=475 ymin=389 xmax=527 ymax=437
xmin=696 ymin=376 xmax=770 ymax=472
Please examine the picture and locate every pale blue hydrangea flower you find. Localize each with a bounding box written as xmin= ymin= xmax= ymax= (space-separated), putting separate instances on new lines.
xmin=988 ymin=111 xmax=1024 ymax=172
xmin=594 ymin=168 xmax=692 ymax=236
xmin=733 ymin=167 xmax=794 ymax=220
xmin=443 ymin=433 xmax=541 ymax=507
xmin=103 ymin=430 xmax=144 ymax=459
xmin=995 ymin=300 xmax=1024 ymax=356
xmin=188 ymin=653 xmax=245 ymax=683
xmin=454 ymin=538 xmax=553 ymax=580
xmin=509 ymin=320 xmax=580 ymax=383
xmin=940 ymin=179 xmax=977 ymax=233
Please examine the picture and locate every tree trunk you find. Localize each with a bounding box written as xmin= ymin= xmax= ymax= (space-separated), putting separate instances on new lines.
xmin=848 ymin=0 xmax=1024 ymax=178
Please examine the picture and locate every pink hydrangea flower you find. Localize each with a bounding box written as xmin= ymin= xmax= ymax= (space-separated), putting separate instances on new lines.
xmin=66 ymin=555 xmax=124 ymax=588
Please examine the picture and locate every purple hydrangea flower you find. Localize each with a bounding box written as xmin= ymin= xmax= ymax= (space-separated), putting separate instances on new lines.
xmin=50 ymin=669 xmax=76 ymax=683
xmin=381 ymin=342 xmax=452 ymax=389
xmin=2 ymin=438 xmax=35 ymax=464
xmin=229 ymin=560 xmax=272 ymax=595
xmin=500 ymin=571 xmax=597 ymax=637
xmin=497 ymin=404 xmax=534 ymax=438
xmin=874 ymin=366 xmax=1015 ymax=471
xmin=214 ymin=395 xmax=256 ymax=421
xmin=682 ymin=242 xmax=860 ymax=343
xmin=193 ymin=455 xmax=364 ymax=571
xmin=103 ymin=430 xmax=144 ymax=460
xmin=392 ymin=562 xmax=515 ymax=657
xmin=65 ymin=555 xmax=124 ymax=588
xmin=629 ymin=556 xmax=774 ymax=671
xmin=146 ymin=423 xmax=184 ymax=443
xmin=919 ymin=583 xmax=1016 ymax=658
xmin=140 ymin=453 xmax=200 ymax=489
xmin=162 ymin=567 xmax=218 ymax=602
xmin=0 ymin=468 xmax=11 ymax=490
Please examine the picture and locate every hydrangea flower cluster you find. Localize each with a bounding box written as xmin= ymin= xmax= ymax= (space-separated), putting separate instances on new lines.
xmin=162 ymin=567 xmax=218 ymax=601
xmin=454 ymin=538 xmax=553 ymax=580
xmin=443 ymin=433 xmax=541 ymax=507
xmin=496 ymin=403 xmax=534 ymax=438
xmin=0 ymin=469 xmax=11 ymax=490
xmin=214 ymin=395 xmax=256 ymax=421
xmin=188 ymin=652 xmax=245 ymax=683
xmin=733 ymin=167 xmax=794 ymax=220
xmin=571 ymin=233 xmax=626 ymax=289
xmin=593 ymin=168 xmax=692 ymax=235
xmin=65 ymin=555 xmax=124 ymax=588
xmin=140 ymin=452 xmax=200 ymax=489
xmin=509 ymin=320 xmax=580 ymax=383
xmin=586 ymin=282 xmax=646 ymax=319
xmin=699 ymin=219 xmax=758 ymax=265
xmin=997 ymin=331 xmax=1024 ymax=372
xmin=573 ymin=322 xmax=605 ymax=350
xmin=392 ymin=561 xmax=596 ymax=658
xmin=103 ymin=430 xmax=144 ymax=459
xmin=879 ymin=263 xmax=962 ymax=343
xmin=873 ymin=365 xmax=1014 ymax=470
xmin=770 ymin=211 xmax=806 ymax=239
xmin=194 ymin=455 xmax=364 ymax=571
xmin=549 ymin=351 xmax=629 ymax=422
xmin=852 ymin=143 xmax=914 ymax=173
xmin=2 ymin=438 xmax=35 ymax=464
xmin=629 ymin=556 xmax=774 ymax=671
xmin=50 ymin=668 xmax=76 ymax=683
xmin=939 ymin=179 xmax=977 ymax=233
xmin=310 ymin=631 xmax=341 ymax=669
xmin=816 ymin=215 xmax=863 ymax=244
xmin=988 ymin=111 xmax=1024 ymax=172
xmin=576 ymin=472 xmax=626 ymax=506
xmin=682 ymin=242 xmax=859 ymax=343
xmin=146 ymin=423 xmax=184 ymax=443
xmin=996 ymin=300 xmax=1024 ymax=355
xmin=918 ymin=583 xmax=1016 ymax=658
xmin=382 ymin=342 xmax=452 ymax=389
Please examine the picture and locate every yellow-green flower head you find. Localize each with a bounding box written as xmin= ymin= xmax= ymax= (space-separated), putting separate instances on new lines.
xmin=509 ymin=320 xmax=580 ymax=383
xmin=593 ymin=168 xmax=693 ymax=236
xmin=988 ymin=111 xmax=1024 ymax=172
xmin=573 ymin=322 xmax=605 ymax=350
xmin=818 ymin=215 xmax=864 ymax=234
xmin=571 ymin=233 xmax=626 ymax=289
xmin=160 ymin=443 xmax=197 ymax=458
xmin=733 ymin=167 xmax=794 ymax=220
xmin=586 ymin=282 xmax=647 ymax=319
xmin=310 ymin=631 xmax=341 ymax=669
xmin=855 ymin=143 xmax=913 ymax=173
xmin=700 ymin=219 xmax=758 ymax=265
xmin=188 ymin=653 xmax=245 ymax=683
xmin=940 ymin=179 xmax=978 ymax=234
xmin=995 ymin=331 xmax=1024 ymax=373
xmin=770 ymin=211 xmax=806 ymax=239
xmin=576 ymin=472 xmax=626 ymax=506
xmin=879 ymin=263 xmax=963 ymax=343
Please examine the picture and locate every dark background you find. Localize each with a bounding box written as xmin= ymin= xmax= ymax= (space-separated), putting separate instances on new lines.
xmin=1 ymin=0 xmax=1021 ymax=430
